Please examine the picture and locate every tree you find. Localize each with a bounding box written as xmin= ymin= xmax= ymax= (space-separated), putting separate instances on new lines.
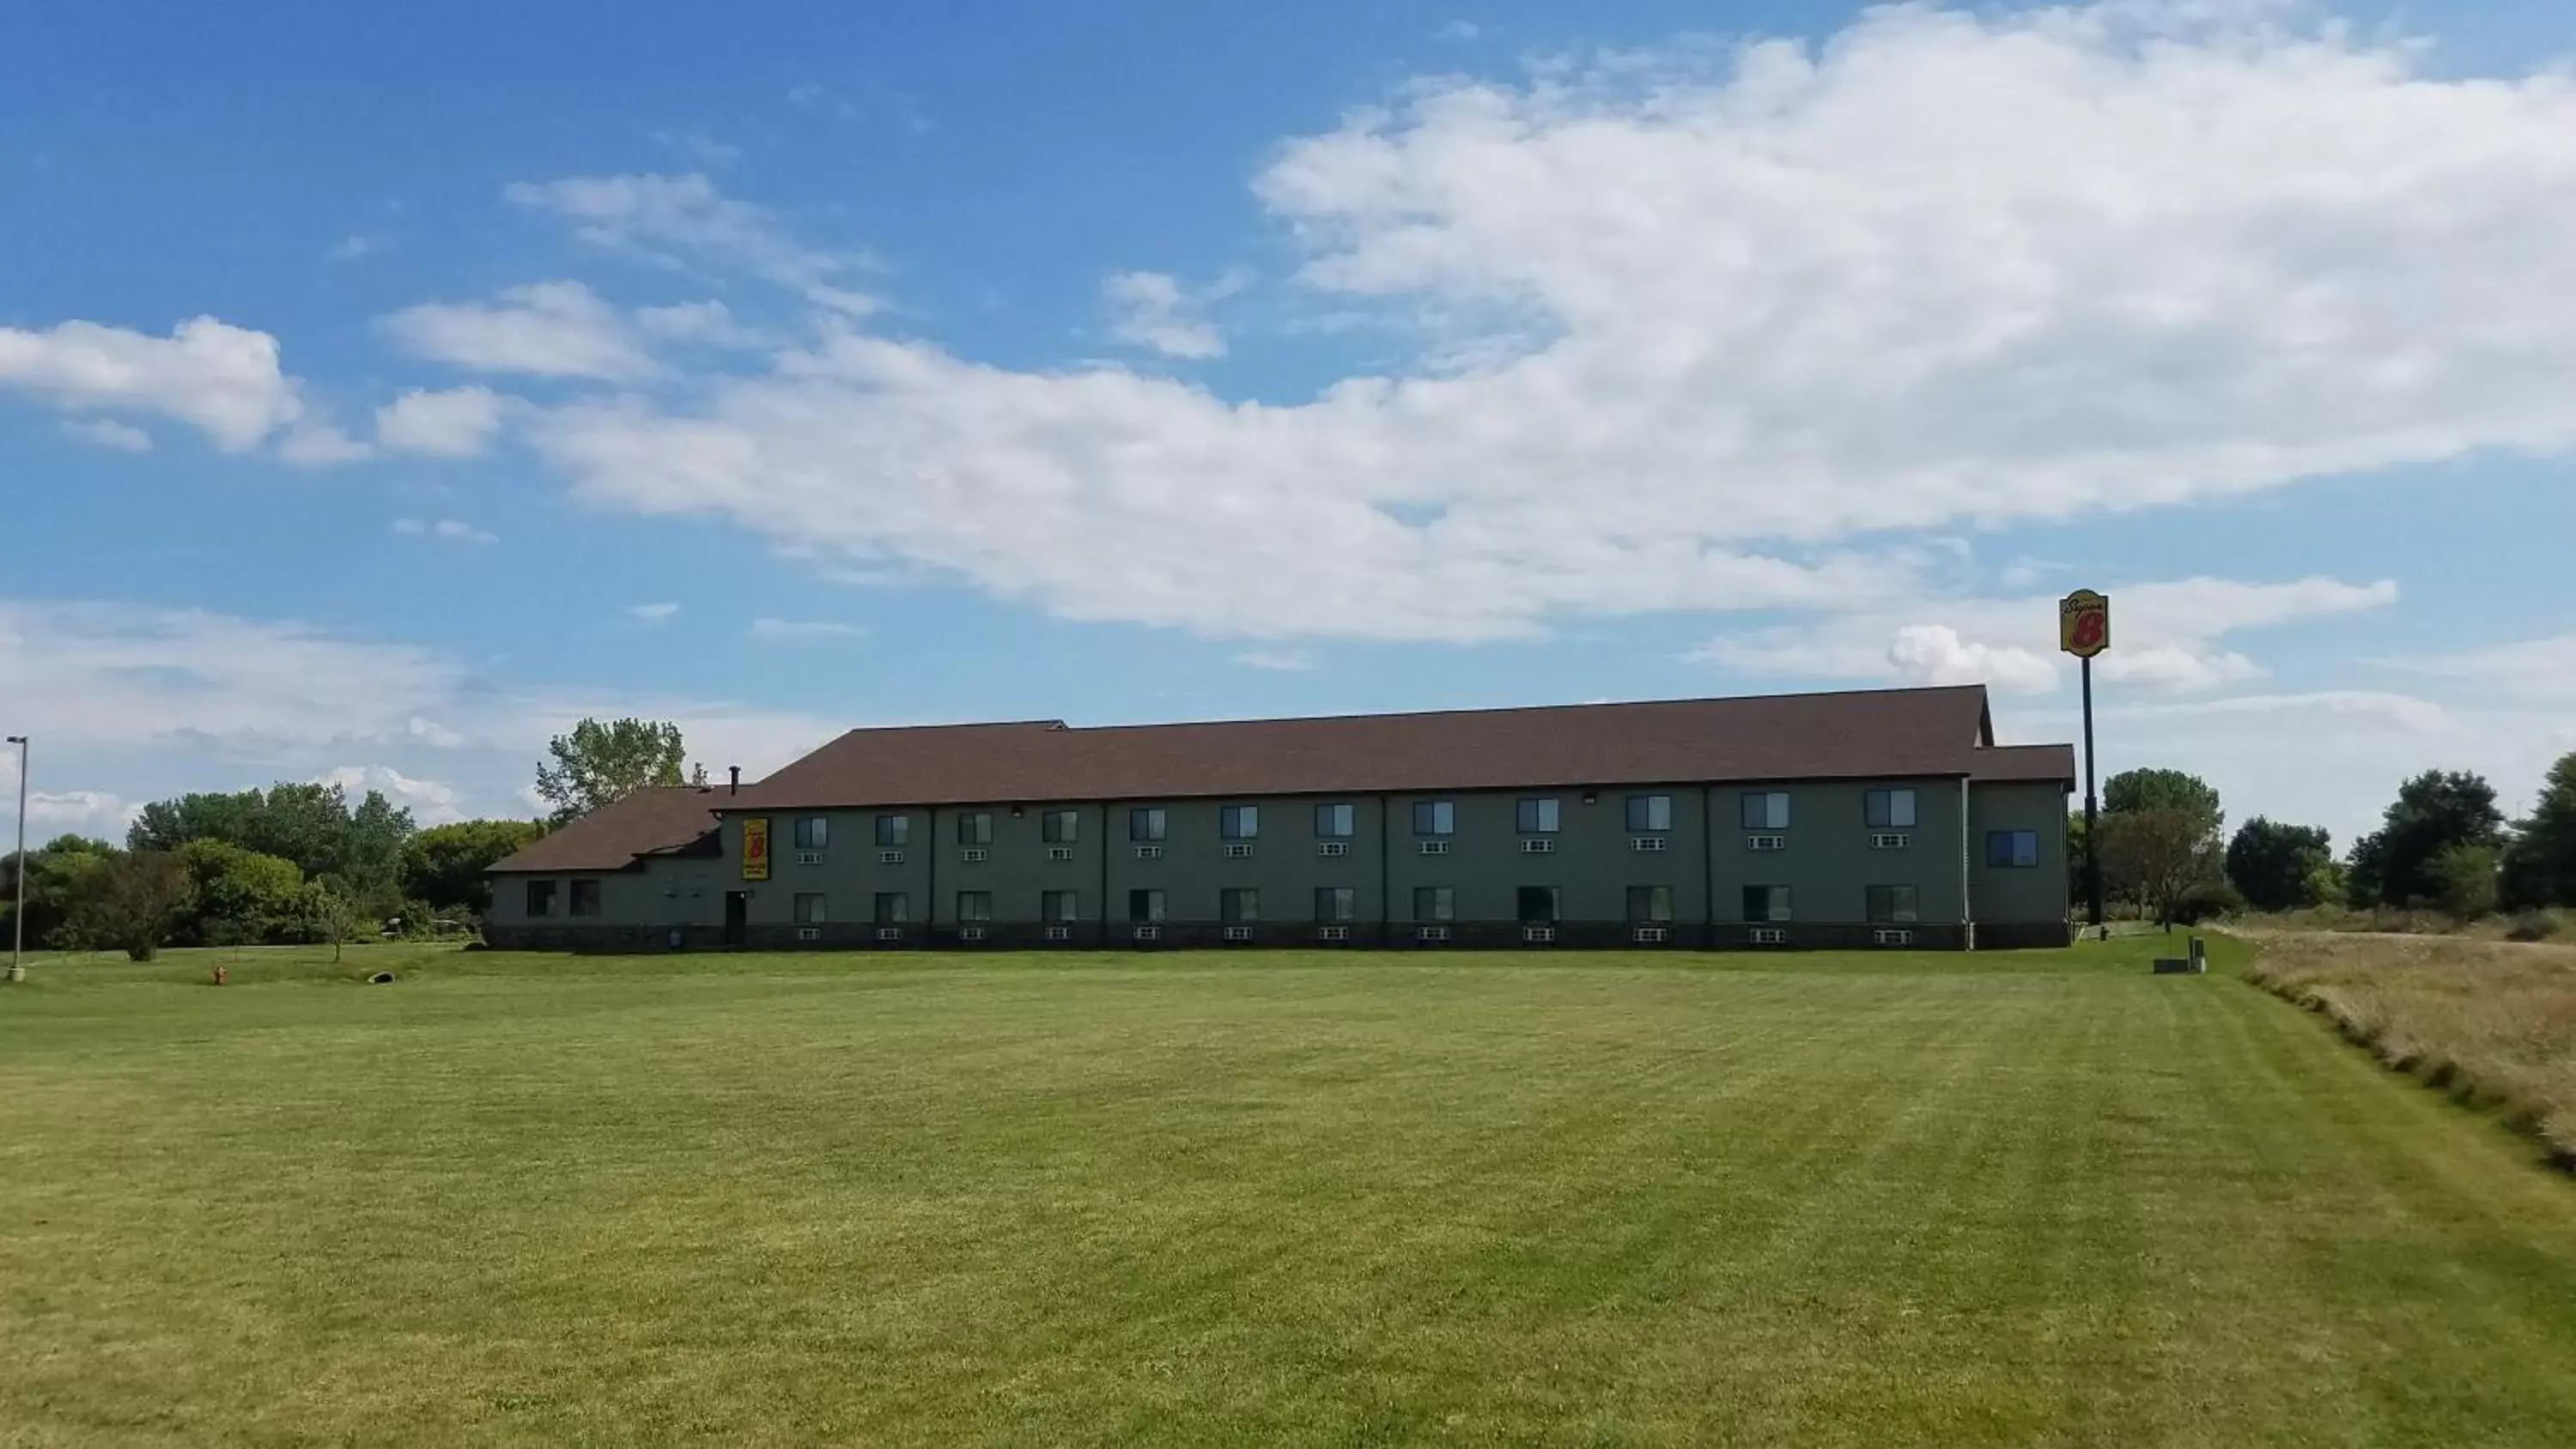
xmin=2104 ymin=768 xmax=2224 ymax=840
xmin=175 ymin=840 xmax=307 ymax=946
xmin=2428 ymin=843 xmax=2500 ymax=921
xmin=2347 ymin=771 xmax=2506 ymax=908
xmin=535 ymin=718 xmax=687 ymax=824
xmin=2099 ymin=808 xmax=2222 ymax=927
xmin=2500 ymin=752 xmax=2576 ymax=911
xmin=2225 ymin=817 xmax=2336 ymax=912
xmin=401 ymin=819 xmax=545 ymax=913
xmin=126 ymin=781 xmax=415 ymax=888
xmin=3 ymin=835 xmax=115 ymax=949
xmin=300 ymin=879 xmax=367 ymax=963
xmin=62 ymin=852 xmax=196 ymax=961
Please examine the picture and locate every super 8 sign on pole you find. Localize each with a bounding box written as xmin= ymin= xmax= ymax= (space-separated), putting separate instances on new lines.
xmin=2059 ymin=590 xmax=2110 ymax=658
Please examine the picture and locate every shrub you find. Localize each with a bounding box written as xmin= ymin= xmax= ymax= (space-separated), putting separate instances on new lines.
xmin=2172 ymin=879 xmax=2246 ymax=925
xmin=2506 ymin=912 xmax=2567 ymax=943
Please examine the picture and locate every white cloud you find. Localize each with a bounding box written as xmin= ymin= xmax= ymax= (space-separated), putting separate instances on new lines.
xmin=1103 ymin=270 xmax=1232 ymax=359
xmin=1232 ymin=648 xmax=1319 ymax=671
xmin=275 ymin=420 xmax=372 ymax=467
xmin=328 ymin=234 xmax=380 ymax=264
xmin=748 ymin=617 xmax=859 ymax=642
xmin=1437 ymin=21 xmax=1481 ymax=42
xmin=629 ymin=602 xmax=682 ymax=623
xmin=381 ymin=282 xmax=655 ymax=379
xmin=62 ymin=417 xmax=152 ymax=452
xmin=2385 ymin=634 xmax=2576 ymax=702
xmin=392 ymin=518 xmax=497 ymax=545
xmin=8 ymin=790 xmax=136 ymax=841
xmin=524 ymin=6 xmax=2576 ymax=644
xmin=502 ymin=173 xmax=875 ymax=312
xmin=375 ymin=385 xmax=509 ymax=457
xmin=634 ymin=300 xmax=767 ymax=348
xmin=319 ymin=764 xmax=468 ymax=826
xmin=1886 ymin=625 xmax=2060 ymax=694
xmin=0 ymin=316 xmax=308 ymax=451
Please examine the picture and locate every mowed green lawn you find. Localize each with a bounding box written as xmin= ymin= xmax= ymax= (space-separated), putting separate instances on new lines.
xmin=5 ymin=937 xmax=2576 ymax=1446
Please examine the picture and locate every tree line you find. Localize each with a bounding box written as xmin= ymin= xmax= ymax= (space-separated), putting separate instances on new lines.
xmin=2 ymin=717 xmax=696 ymax=961
xmin=2078 ymin=750 xmax=2576 ymax=926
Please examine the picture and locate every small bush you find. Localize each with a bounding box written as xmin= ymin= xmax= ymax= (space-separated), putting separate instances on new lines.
xmin=2507 ymin=912 xmax=2565 ymax=943
xmin=2172 ymin=880 xmax=2246 ymax=925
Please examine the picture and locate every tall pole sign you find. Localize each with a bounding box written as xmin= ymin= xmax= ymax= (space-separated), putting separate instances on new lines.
xmin=2059 ymin=591 xmax=2111 ymax=930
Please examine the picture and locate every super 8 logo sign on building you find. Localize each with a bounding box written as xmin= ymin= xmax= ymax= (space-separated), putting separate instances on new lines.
xmin=742 ymin=817 xmax=771 ymax=881
xmin=2059 ymin=590 xmax=2110 ymax=658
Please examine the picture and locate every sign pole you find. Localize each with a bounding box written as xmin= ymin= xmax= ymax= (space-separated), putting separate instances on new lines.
xmin=2081 ymin=657 xmax=2101 ymax=930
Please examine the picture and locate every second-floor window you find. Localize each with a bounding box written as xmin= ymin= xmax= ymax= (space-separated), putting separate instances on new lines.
xmin=1314 ymin=803 xmax=1355 ymax=838
xmin=1129 ymin=807 xmax=1167 ymax=842
xmin=1626 ymin=885 xmax=1673 ymax=922
xmin=1625 ymin=794 xmax=1672 ymax=832
xmin=1042 ymin=809 xmax=1079 ymax=844
xmin=1865 ymin=789 xmax=1917 ymax=829
xmin=1413 ymin=886 xmax=1455 ymax=922
xmin=875 ymin=814 xmax=909 ymax=847
xmin=1413 ymin=800 xmax=1455 ymax=836
xmin=1219 ymin=804 xmax=1260 ymax=840
xmin=1315 ymin=886 xmax=1356 ymax=922
xmin=1516 ymin=797 xmax=1560 ymax=834
xmin=957 ymin=812 xmax=993 ymax=846
xmin=1742 ymin=885 xmax=1792 ymax=922
xmin=1867 ymin=885 xmax=1921 ymax=922
xmin=1987 ymin=830 xmax=2040 ymax=868
xmin=1220 ymin=888 xmax=1260 ymax=923
xmin=1741 ymin=791 xmax=1791 ymax=830
xmin=793 ymin=815 xmax=829 ymax=850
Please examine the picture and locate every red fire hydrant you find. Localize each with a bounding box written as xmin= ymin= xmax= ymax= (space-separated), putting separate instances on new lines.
xmin=212 ymin=965 xmax=228 ymax=986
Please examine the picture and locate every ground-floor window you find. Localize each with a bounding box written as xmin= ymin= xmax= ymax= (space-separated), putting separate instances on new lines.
xmin=1743 ymin=885 xmax=1792 ymax=922
xmin=794 ymin=893 xmax=827 ymax=924
xmin=957 ymin=891 xmax=992 ymax=923
xmin=1516 ymin=886 xmax=1559 ymax=924
xmin=1315 ymin=887 xmax=1356 ymax=921
xmin=1412 ymin=886 xmax=1454 ymax=921
xmin=874 ymin=892 xmax=908 ymax=925
xmin=1867 ymin=885 xmax=1921 ymax=923
xmin=1626 ymin=885 xmax=1673 ymax=922
xmin=568 ymin=879 xmax=603 ymax=917
xmin=1128 ymin=888 xmax=1165 ymax=923
xmin=526 ymin=879 xmax=556 ymax=917
xmin=1220 ymin=888 xmax=1260 ymax=923
xmin=1042 ymin=890 xmax=1079 ymax=922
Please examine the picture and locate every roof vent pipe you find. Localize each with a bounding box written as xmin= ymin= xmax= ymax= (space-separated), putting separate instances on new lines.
xmin=728 ymin=766 xmax=741 ymax=796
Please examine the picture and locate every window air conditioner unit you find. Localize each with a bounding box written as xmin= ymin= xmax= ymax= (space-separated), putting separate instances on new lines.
xmin=1522 ymin=925 xmax=1556 ymax=943
xmin=1418 ymin=840 xmax=1451 ymax=856
xmin=1223 ymin=843 xmax=1254 ymax=859
xmin=1870 ymin=833 xmax=1911 ymax=850
xmin=1043 ymin=925 xmax=1072 ymax=942
xmin=1746 ymin=834 xmax=1787 ymax=852
xmin=1519 ymin=838 xmax=1556 ymax=854
xmin=1318 ymin=925 xmax=1349 ymax=942
xmin=959 ymin=925 xmax=987 ymax=942
xmin=1874 ymin=928 xmax=1915 ymax=946
xmin=1629 ymin=836 xmax=1668 ymax=852
xmin=876 ymin=926 xmax=903 ymax=942
xmin=1416 ymin=925 xmax=1450 ymax=943
xmin=1133 ymin=925 xmax=1163 ymax=942
xmin=794 ymin=851 xmax=823 ymax=865
xmin=878 ymin=850 xmax=906 ymax=864
xmin=1046 ymin=846 xmax=1074 ymax=862
xmin=1750 ymin=926 xmax=1788 ymax=945
xmin=1317 ymin=841 xmax=1349 ymax=857
xmin=1133 ymin=845 xmax=1163 ymax=860
xmin=795 ymin=927 xmax=821 ymax=942
xmin=960 ymin=848 xmax=988 ymax=863
xmin=1222 ymin=925 xmax=1254 ymax=943
xmin=1632 ymin=925 xmax=1669 ymax=943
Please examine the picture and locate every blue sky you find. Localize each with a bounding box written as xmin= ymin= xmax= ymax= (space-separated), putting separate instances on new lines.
xmin=4 ymin=0 xmax=2573 ymax=847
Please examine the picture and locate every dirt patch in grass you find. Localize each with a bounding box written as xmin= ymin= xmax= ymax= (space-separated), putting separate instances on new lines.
xmin=2246 ymin=932 xmax=2576 ymax=1168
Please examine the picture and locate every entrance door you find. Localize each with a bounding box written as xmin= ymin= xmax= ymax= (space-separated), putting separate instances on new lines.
xmin=723 ymin=891 xmax=749 ymax=946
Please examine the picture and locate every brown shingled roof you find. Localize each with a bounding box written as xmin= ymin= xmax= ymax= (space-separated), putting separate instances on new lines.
xmin=729 ymin=685 xmax=2044 ymax=811
xmin=1971 ymin=743 xmax=2079 ymax=787
xmin=488 ymin=785 xmax=729 ymax=874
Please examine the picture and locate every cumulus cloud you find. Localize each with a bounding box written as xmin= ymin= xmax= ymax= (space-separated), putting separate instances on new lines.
xmin=1103 ymin=270 xmax=1234 ymax=359
xmin=634 ymin=300 xmax=767 ymax=348
xmin=1886 ymin=625 xmax=2060 ymax=694
xmin=392 ymin=518 xmax=498 ymax=544
xmin=0 ymin=316 xmax=310 ymax=452
xmin=61 ymin=417 xmax=152 ymax=452
xmin=519 ymin=6 xmax=2576 ymax=644
xmin=748 ymin=617 xmax=859 ymax=642
xmin=502 ymin=173 xmax=876 ymax=313
xmin=2384 ymin=634 xmax=2576 ymax=701
xmin=381 ymin=282 xmax=655 ymax=379
xmin=319 ymin=764 xmax=468 ymax=826
xmin=375 ymin=385 xmax=509 ymax=457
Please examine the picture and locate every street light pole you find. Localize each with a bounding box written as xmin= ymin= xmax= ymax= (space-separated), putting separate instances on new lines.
xmin=7 ymin=735 xmax=25 ymax=983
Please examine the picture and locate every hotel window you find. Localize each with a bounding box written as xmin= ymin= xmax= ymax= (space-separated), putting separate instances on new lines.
xmin=1220 ymin=888 xmax=1261 ymax=923
xmin=1129 ymin=808 xmax=1167 ymax=842
xmin=1127 ymin=888 xmax=1166 ymax=924
xmin=872 ymin=892 xmax=908 ymax=925
xmin=1315 ymin=887 xmax=1357 ymax=922
xmin=1516 ymin=886 xmax=1560 ymax=924
xmin=1625 ymin=794 xmax=1673 ymax=832
xmin=1987 ymin=830 xmax=2040 ymax=868
xmin=1042 ymin=890 xmax=1080 ymax=922
xmin=568 ymin=879 xmax=602 ymax=917
xmin=1626 ymin=885 xmax=1673 ymax=923
xmin=1867 ymin=885 xmax=1921 ymax=923
xmin=1741 ymin=885 xmax=1792 ymax=922
xmin=1865 ymin=789 xmax=1917 ymax=829
xmin=1413 ymin=800 xmax=1455 ymax=836
xmin=526 ymin=879 xmax=557 ymax=917
xmin=1219 ymin=804 xmax=1260 ymax=840
xmin=1042 ymin=809 xmax=1079 ymax=844
xmin=957 ymin=891 xmax=993 ymax=924
xmin=874 ymin=814 xmax=910 ymax=847
xmin=1741 ymin=791 xmax=1791 ymax=830
xmin=957 ymin=812 xmax=993 ymax=846
xmin=1516 ymin=797 xmax=1560 ymax=834
xmin=1314 ymin=803 xmax=1355 ymax=839
xmin=793 ymin=815 xmax=829 ymax=850
xmin=1413 ymin=886 xmax=1455 ymax=922
xmin=793 ymin=893 xmax=827 ymax=925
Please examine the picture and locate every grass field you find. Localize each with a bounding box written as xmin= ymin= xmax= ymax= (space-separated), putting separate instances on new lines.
xmin=5 ymin=937 xmax=2576 ymax=1446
